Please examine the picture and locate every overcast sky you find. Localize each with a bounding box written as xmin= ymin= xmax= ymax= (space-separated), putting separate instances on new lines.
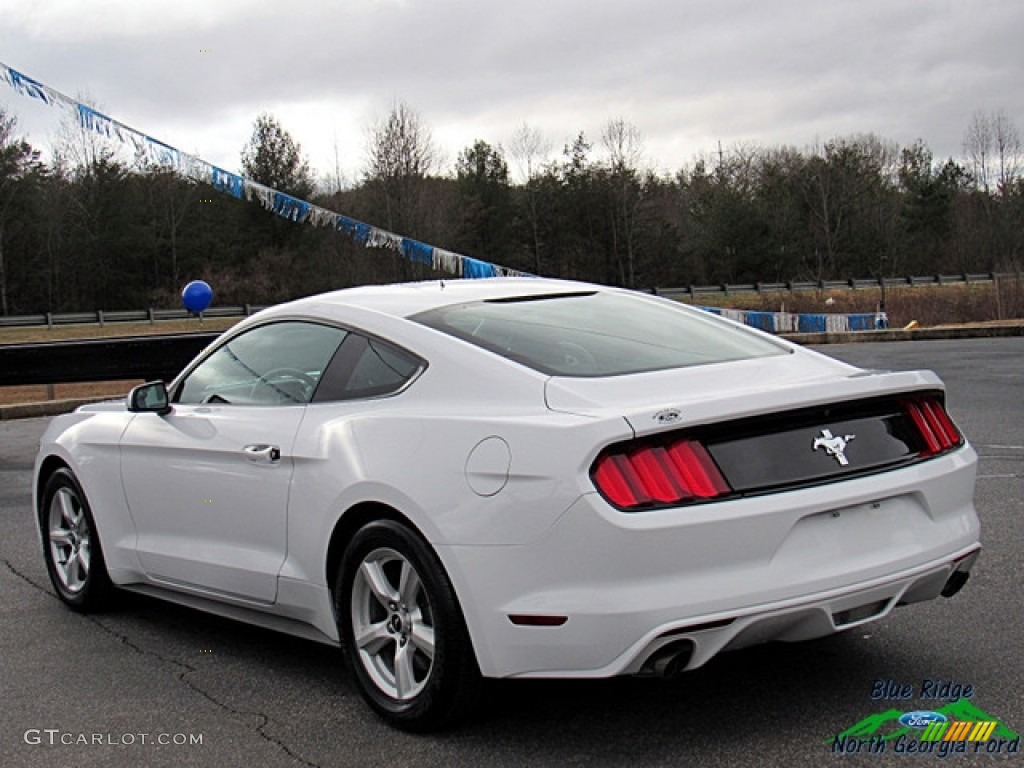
xmin=2 ymin=0 xmax=1022 ymax=184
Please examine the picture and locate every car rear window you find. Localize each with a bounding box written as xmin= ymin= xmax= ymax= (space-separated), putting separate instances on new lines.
xmin=412 ymin=291 xmax=788 ymax=377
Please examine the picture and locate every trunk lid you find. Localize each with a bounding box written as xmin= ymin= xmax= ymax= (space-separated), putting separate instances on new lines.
xmin=544 ymin=350 xmax=946 ymax=437
xmin=550 ymin=351 xmax=958 ymax=504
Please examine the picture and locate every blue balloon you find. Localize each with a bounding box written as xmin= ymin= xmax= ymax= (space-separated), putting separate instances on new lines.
xmin=181 ymin=280 xmax=214 ymax=313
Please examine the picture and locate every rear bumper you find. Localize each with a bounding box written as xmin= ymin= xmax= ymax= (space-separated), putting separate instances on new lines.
xmin=440 ymin=446 xmax=980 ymax=678
xmin=622 ymin=544 xmax=979 ymax=678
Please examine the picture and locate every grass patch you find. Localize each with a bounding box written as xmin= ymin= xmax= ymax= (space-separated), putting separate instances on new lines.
xmin=0 ymin=381 xmax=142 ymax=407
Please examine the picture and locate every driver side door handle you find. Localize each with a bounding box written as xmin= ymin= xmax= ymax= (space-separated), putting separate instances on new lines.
xmin=243 ymin=444 xmax=281 ymax=463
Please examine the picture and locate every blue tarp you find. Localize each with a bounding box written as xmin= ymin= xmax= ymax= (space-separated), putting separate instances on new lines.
xmin=745 ymin=311 xmax=775 ymax=332
xmin=848 ymin=314 xmax=877 ymax=331
xmin=798 ymin=314 xmax=827 ymax=333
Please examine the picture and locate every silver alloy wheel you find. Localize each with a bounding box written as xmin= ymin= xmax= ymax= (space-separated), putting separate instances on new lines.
xmin=350 ymin=546 xmax=436 ymax=701
xmin=47 ymin=486 xmax=92 ymax=594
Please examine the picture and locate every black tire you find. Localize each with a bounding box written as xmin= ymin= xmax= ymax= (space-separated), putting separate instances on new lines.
xmin=335 ymin=519 xmax=482 ymax=731
xmin=39 ymin=468 xmax=115 ymax=612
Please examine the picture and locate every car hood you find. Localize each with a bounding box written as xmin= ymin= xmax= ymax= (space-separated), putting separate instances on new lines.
xmin=77 ymin=399 xmax=129 ymax=413
xmin=543 ymin=351 xmax=946 ymax=438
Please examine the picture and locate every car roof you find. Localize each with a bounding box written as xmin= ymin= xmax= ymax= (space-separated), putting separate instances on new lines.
xmin=278 ymin=277 xmax=600 ymax=319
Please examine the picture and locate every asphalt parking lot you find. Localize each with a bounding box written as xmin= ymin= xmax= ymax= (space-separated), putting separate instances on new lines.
xmin=1 ymin=337 xmax=1021 ymax=767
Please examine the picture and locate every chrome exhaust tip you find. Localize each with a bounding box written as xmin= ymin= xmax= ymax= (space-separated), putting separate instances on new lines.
xmin=941 ymin=569 xmax=970 ymax=598
xmin=942 ymin=547 xmax=980 ymax=598
xmin=638 ymin=640 xmax=694 ymax=680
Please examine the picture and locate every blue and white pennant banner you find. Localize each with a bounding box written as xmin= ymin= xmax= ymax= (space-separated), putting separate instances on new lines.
xmin=1 ymin=60 xmax=529 ymax=280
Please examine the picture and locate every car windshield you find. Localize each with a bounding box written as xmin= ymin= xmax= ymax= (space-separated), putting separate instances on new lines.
xmin=412 ymin=290 xmax=788 ymax=377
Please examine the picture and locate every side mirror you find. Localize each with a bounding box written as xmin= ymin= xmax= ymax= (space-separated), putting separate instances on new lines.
xmin=127 ymin=381 xmax=171 ymax=414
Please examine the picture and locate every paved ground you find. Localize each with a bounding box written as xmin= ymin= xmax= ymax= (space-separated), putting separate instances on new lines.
xmin=1 ymin=338 xmax=1021 ymax=767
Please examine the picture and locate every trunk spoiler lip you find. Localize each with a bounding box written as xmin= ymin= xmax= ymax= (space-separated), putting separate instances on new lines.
xmin=545 ymin=364 xmax=946 ymax=439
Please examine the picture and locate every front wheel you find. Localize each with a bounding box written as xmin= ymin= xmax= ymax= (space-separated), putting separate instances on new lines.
xmin=39 ymin=468 xmax=115 ymax=612
xmin=336 ymin=520 xmax=481 ymax=730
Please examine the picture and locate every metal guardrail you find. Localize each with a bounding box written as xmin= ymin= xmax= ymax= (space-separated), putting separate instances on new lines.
xmin=655 ymin=272 xmax=1013 ymax=299
xmin=0 ymin=305 xmax=266 ymax=330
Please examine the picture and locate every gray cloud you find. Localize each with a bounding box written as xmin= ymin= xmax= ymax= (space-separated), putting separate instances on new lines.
xmin=3 ymin=0 xmax=1022 ymax=178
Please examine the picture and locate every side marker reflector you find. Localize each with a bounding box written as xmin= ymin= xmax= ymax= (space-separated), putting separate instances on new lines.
xmin=508 ymin=615 xmax=568 ymax=627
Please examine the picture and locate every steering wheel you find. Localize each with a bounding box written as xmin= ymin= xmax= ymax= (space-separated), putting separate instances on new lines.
xmin=556 ymin=341 xmax=597 ymax=372
xmin=257 ymin=368 xmax=317 ymax=402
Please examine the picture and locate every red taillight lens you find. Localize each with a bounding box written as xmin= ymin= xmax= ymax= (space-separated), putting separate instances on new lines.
xmin=903 ymin=397 xmax=963 ymax=457
xmin=591 ymin=438 xmax=730 ymax=509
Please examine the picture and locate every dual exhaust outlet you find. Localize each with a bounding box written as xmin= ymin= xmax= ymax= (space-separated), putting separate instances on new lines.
xmin=635 ymin=559 xmax=972 ymax=681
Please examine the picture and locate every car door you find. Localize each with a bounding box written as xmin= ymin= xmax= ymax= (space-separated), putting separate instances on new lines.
xmin=120 ymin=320 xmax=348 ymax=604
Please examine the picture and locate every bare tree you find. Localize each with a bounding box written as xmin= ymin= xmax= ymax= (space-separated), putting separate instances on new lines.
xmin=509 ymin=123 xmax=552 ymax=273
xmin=992 ymin=109 xmax=1022 ymax=194
xmin=509 ymin=122 xmax=552 ymax=185
xmin=364 ymin=101 xmax=438 ymax=234
xmin=960 ymin=110 xmax=1021 ymax=194
xmin=801 ymin=134 xmax=899 ymax=280
xmin=601 ymin=118 xmax=645 ymax=286
xmin=145 ymin=168 xmax=194 ymax=289
xmin=963 ymin=111 xmax=992 ymax=192
xmin=601 ymin=118 xmax=643 ymax=174
xmin=50 ymin=93 xmax=130 ymax=178
xmin=365 ymin=102 xmax=437 ymax=180
xmin=326 ymin=132 xmax=349 ymax=197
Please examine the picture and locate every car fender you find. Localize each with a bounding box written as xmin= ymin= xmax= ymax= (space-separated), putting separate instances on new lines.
xmin=34 ymin=406 xmax=144 ymax=581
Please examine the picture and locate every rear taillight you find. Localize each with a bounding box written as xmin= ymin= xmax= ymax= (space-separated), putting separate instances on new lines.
xmin=591 ymin=438 xmax=730 ymax=510
xmin=903 ymin=397 xmax=963 ymax=457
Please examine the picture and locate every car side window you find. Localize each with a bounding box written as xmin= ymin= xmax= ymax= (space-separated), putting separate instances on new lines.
xmin=175 ymin=321 xmax=348 ymax=406
xmin=313 ymin=333 xmax=423 ymax=402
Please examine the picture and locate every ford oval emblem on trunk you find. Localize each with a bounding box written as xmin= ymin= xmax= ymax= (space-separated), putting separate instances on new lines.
xmin=654 ymin=409 xmax=682 ymax=425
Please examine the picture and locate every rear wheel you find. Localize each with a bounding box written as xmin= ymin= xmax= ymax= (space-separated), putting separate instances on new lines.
xmin=336 ymin=520 xmax=481 ymax=730
xmin=40 ymin=468 xmax=115 ymax=612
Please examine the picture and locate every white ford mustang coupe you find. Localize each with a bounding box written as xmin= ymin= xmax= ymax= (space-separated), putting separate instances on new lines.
xmin=34 ymin=278 xmax=980 ymax=729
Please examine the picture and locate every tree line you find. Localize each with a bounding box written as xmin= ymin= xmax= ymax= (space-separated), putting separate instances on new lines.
xmin=0 ymin=103 xmax=1021 ymax=314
